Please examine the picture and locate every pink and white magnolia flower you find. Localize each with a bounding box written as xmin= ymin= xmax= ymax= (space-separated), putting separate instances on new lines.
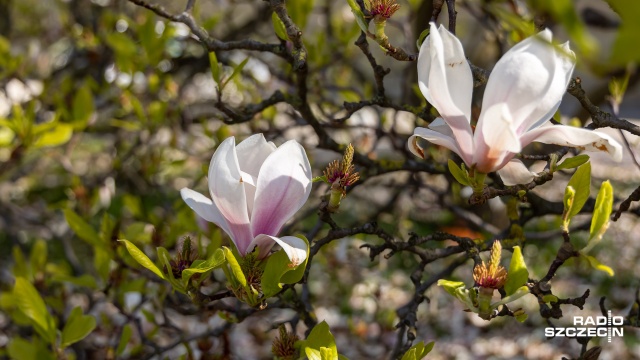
xmin=409 ymin=23 xmax=622 ymax=185
xmin=180 ymin=134 xmax=312 ymax=266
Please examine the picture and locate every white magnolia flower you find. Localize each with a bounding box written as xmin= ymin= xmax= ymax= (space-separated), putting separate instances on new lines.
xmin=409 ymin=23 xmax=622 ymax=185
xmin=180 ymin=134 xmax=312 ymax=266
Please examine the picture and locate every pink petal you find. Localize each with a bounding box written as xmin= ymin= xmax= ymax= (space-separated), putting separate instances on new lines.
xmin=520 ymin=124 xmax=623 ymax=161
xmin=180 ymin=188 xmax=231 ymax=236
xmin=250 ymin=140 xmax=312 ymax=238
xmin=478 ymin=30 xmax=574 ymax=137
xmin=497 ymin=160 xmax=536 ymax=186
xmin=473 ymin=104 xmax=521 ymax=173
xmin=236 ymin=134 xmax=277 ymax=216
xmin=418 ymin=23 xmax=474 ymax=160
xmin=408 ymin=124 xmax=465 ymax=161
xmin=248 ymin=234 xmax=307 ymax=266
xmin=208 ymin=137 xmax=253 ymax=254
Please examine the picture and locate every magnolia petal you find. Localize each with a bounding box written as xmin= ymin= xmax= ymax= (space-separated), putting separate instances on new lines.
xmin=473 ymin=104 xmax=521 ymax=173
xmin=250 ymin=234 xmax=307 ymax=266
xmin=208 ymin=137 xmax=253 ymax=254
xmin=251 ymin=140 xmax=312 ymax=238
xmin=479 ymin=29 xmax=563 ymax=136
xmin=236 ymin=134 xmax=277 ymax=216
xmin=418 ymin=23 xmax=474 ymax=159
xmin=408 ymin=126 xmax=464 ymax=161
xmin=180 ymin=188 xmax=231 ymax=235
xmin=521 ymin=124 xmax=623 ymax=161
xmin=497 ymin=160 xmax=536 ymax=186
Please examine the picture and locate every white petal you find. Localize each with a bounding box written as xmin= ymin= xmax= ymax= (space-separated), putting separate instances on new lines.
xmin=208 ymin=137 xmax=253 ymax=254
xmin=235 ymin=134 xmax=277 ymax=216
xmin=180 ymin=188 xmax=231 ymax=236
xmin=251 ymin=140 xmax=312 ymax=238
xmin=479 ymin=29 xmax=574 ymax=136
xmin=418 ymin=23 xmax=475 ymax=158
xmin=473 ymin=104 xmax=521 ymax=173
xmin=520 ymin=124 xmax=623 ymax=161
xmin=249 ymin=234 xmax=307 ymax=266
xmin=408 ymin=125 xmax=465 ymax=161
xmin=497 ymin=160 xmax=536 ymax=186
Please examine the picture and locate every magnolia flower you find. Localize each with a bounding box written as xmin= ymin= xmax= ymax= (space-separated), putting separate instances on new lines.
xmin=180 ymin=134 xmax=312 ymax=266
xmin=409 ymin=23 xmax=622 ymax=185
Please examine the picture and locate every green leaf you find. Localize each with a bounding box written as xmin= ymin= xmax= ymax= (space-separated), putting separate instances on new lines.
xmin=64 ymin=209 xmax=103 ymax=248
xmin=312 ymin=175 xmax=329 ymax=183
xmin=542 ymin=294 xmax=558 ymax=304
xmin=181 ymin=248 xmax=225 ymax=283
xmin=589 ymin=180 xmax=613 ymax=244
xmin=562 ymin=185 xmax=576 ymax=229
xmin=221 ymin=57 xmax=249 ymax=90
xmin=33 ymin=123 xmax=73 ymax=148
xmin=437 ymin=279 xmax=466 ymax=298
xmin=416 ymin=27 xmax=430 ymax=49
xmin=260 ymin=235 xmax=309 ymax=298
xmin=583 ymin=254 xmax=615 ymax=276
xmin=222 ymin=247 xmax=247 ymax=287
xmin=556 ymin=154 xmax=589 ymax=170
xmin=504 ymin=246 xmax=529 ymax=296
xmin=117 ymin=324 xmax=132 ymax=355
xmin=71 ymin=83 xmax=94 ymax=129
xmin=515 ymin=312 xmax=528 ymax=322
xmin=565 ymin=161 xmax=591 ymax=219
xmin=118 ymin=240 xmax=165 ymax=280
xmin=29 ymin=239 xmax=47 ymax=275
xmin=272 ymin=12 xmax=288 ymax=41
xmin=50 ymin=274 xmax=97 ymax=289
xmin=208 ymin=51 xmax=220 ymax=84
xmin=346 ymin=0 xmax=368 ymax=33
xmin=401 ymin=341 xmax=435 ymax=360
xmin=299 ymin=321 xmax=338 ymax=360
xmin=61 ymin=306 xmax=97 ymax=348
xmin=7 ymin=337 xmax=55 ymax=360
xmin=448 ymin=159 xmax=471 ymax=186
xmin=13 ymin=277 xmax=55 ymax=343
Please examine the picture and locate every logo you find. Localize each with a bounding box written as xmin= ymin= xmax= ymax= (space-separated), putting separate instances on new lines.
xmin=544 ymin=311 xmax=624 ymax=342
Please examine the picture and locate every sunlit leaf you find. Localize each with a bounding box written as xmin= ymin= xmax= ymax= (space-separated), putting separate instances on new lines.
xmin=583 ymin=254 xmax=615 ymax=276
xmin=504 ymin=246 xmax=529 ymax=296
xmin=61 ymin=306 xmax=97 ymax=348
xmin=566 ymin=162 xmax=591 ymax=219
xmin=119 ymin=239 xmax=165 ymax=280
xmin=64 ymin=209 xmax=102 ymax=248
xmin=556 ymin=154 xmax=589 ymax=171
xmin=181 ymin=248 xmax=225 ymax=283
xmin=448 ymin=159 xmax=471 ymax=186
xmin=13 ymin=277 xmax=56 ymax=343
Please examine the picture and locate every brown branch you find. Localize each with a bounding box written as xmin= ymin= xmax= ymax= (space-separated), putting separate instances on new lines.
xmin=567 ymin=77 xmax=640 ymax=136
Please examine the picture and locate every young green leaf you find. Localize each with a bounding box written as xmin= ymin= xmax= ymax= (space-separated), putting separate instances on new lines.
xmin=13 ymin=277 xmax=56 ymax=344
xmin=312 ymin=175 xmax=329 ymax=183
xmin=565 ymin=161 xmax=591 ymax=219
xmin=416 ymin=27 xmax=430 ymax=49
xmin=181 ymin=248 xmax=225 ymax=283
xmin=346 ymin=0 xmax=368 ymax=33
xmin=272 ymin=12 xmax=288 ymax=41
xmin=437 ymin=279 xmax=466 ymax=297
xmin=209 ymin=51 xmax=220 ymax=84
xmin=117 ymin=324 xmax=132 ymax=355
xmin=222 ymin=247 xmax=247 ymax=287
xmin=504 ymin=246 xmax=529 ymax=296
xmin=562 ymin=185 xmax=576 ymax=229
xmin=118 ymin=240 xmax=165 ymax=280
xmin=556 ymin=154 xmax=590 ymax=171
xmin=589 ymin=180 xmax=613 ymax=244
xmin=448 ymin=159 xmax=471 ymax=186
xmin=401 ymin=341 xmax=435 ymax=360
xmin=221 ymin=57 xmax=249 ymax=90
xmin=583 ymin=254 xmax=615 ymax=276
xmin=64 ymin=209 xmax=103 ymax=247
xmin=299 ymin=321 xmax=338 ymax=360
xmin=71 ymin=83 xmax=94 ymax=130
xmin=61 ymin=306 xmax=97 ymax=348
xmin=33 ymin=123 xmax=73 ymax=148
